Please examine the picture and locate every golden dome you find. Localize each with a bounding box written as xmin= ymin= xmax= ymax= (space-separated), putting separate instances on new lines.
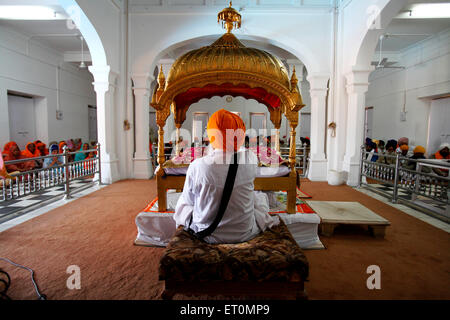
xmin=166 ymin=32 xmax=291 ymax=90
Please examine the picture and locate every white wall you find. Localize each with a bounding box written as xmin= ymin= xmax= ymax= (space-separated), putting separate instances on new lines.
xmin=0 ymin=25 xmax=96 ymax=148
xmin=366 ymin=29 xmax=450 ymax=153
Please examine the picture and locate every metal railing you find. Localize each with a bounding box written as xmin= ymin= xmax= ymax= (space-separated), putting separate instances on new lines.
xmin=280 ymin=144 xmax=309 ymax=177
xmin=359 ymin=146 xmax=449 ymax=222
xmin=151 ymin=143 xmax=310 ymax=177
xmin=1 ymin=143 xmax=101 ymax=202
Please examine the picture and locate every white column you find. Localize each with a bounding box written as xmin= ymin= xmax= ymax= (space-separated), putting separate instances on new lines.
xmin=89 ymin=65 xmax=120 ymax=184
xmin=132 ymin=73 xmax=153 ymax=179
xmin=307 ymin=74 xmax=329 ymax=181
xmin=343 ymin=68 xmax=373 ymax=186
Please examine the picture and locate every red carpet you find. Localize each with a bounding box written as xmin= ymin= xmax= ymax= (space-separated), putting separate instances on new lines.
xmin=0 ymin=179 xmax=449 ymax=300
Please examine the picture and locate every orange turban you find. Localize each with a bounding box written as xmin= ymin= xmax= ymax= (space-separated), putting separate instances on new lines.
xmin=400 ymin=145 xmax=409 ymax=151
xmin=207 ymin=109 xmax=246 ymax=151
xmin=413 ymin=146 xmax=425 ymax=154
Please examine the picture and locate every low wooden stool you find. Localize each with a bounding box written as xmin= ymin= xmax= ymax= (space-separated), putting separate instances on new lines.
xmin=307 ymin=201 xmax=391 ymax=239
xmin=159 ymin=221 xmax=309 ymax=300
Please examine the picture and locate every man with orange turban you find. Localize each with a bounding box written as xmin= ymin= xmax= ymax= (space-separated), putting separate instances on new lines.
xmin=174 ymin=109 xmax=279 ymax=244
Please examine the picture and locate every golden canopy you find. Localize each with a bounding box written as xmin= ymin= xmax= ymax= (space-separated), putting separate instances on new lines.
xmin=150 ymin=1 xmax=305 ymax=169
xmin=166 ymin=32 xmax=291 ymax=91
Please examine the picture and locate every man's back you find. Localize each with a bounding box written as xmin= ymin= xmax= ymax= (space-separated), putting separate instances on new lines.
xmin=174 ymin=148 xmax=261 ymax=243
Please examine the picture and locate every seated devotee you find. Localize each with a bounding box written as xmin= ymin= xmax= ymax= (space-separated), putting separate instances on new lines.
xmin=396 ymin=137 xmax=412 ymax=157
xmin=0 ymin=152 xmax=15 ymax=185
xmin=430 ymin=143 xmax=450 ymax=177
xmin=174 ymin=109 xmax=280 ymax=244
xmin=21 ymin=142 xmax=41 ymax=169
xmin=37 ymin=142 xmax=48 ymax=155
xmin=43 ymin=144 xmax=63 ymax=171
xmin=365 ymin=138 xmax=378 ymax=162
xmin=74 ymin=143 xmax=90 ymax=162
xmin=59 ymin=141 xmax=67 ymax=154
xmin=378 ymin=139 xmax=397 ymax=165
xmin=404 ymin=146 xmax=431 ymax=173
xmin=378 ymin=140 xmax=385 ymax=153
xmin=2 ymin=142 xmax=35 ymax=172
xmin=35 ymin=142 xmax=48 ymax=168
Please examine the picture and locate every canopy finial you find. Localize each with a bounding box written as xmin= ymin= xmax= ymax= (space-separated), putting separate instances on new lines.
xmin=218 ymin=1 xmax=241 ymax=33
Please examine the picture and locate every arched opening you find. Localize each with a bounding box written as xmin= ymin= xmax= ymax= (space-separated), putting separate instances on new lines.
xmin=58 ymin=0 xmax=117 ymax=184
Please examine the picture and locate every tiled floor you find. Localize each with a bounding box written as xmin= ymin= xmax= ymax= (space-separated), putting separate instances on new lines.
xmin=0 ymin=183 xmax=104 ymax=233
xmin=355 ymin=186 xmax=450 ymax=233
xmin=0 ymin=179 xmax=96 ymax=224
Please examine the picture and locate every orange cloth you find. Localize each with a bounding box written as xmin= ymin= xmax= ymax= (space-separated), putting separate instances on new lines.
xmin=413 ymin=146 xmax=425 ymax=154
xmin=207 ymin=109 xmax=246 ymax=151
xmin=400 ymin=145 xmax=409 ymax=151
xmin=434 ymin=151 xmax=450 ymax=160
xmin=0 ymin=152 xmax=8 ymax=178
xmin=36 ymin=142 xmax=48 ymax=156
xmin=59 ymin=142 xmax=67 ymax=153
xmin=2 ymin=141 xmax=35 ymax=172
xmin=21 ymin=142 xmax=39 ymax=159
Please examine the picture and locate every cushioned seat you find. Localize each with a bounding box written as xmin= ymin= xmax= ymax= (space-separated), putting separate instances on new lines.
xmin=159 ymin=221 xmax=309 ymax=299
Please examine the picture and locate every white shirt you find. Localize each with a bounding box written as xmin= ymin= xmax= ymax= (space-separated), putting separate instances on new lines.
xmin=174 ymin=147 xmax=279 ymax=244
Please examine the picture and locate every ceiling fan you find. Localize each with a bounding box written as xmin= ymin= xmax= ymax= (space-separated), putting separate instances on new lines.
xmin=371 ymin=57 xmax=404 ymax=69
xmin=372 ymin=34 xmax=405 ymax=70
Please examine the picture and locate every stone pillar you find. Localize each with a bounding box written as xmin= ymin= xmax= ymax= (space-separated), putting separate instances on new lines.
xmin=343 ymin=68 xmax=373 ymax=186
xmin=307 ymin=74 xmax=329 ymax=181
xmin=132 ymin=73 xmax=153 ymax=179
xmin=88 ymin=65 xmax=120 ymax=184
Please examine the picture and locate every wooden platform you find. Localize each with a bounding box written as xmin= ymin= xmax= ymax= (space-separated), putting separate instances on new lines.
xmin=306 ymin=201 xmax=391 ymax=238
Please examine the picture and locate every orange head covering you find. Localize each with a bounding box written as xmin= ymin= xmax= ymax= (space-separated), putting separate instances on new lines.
xmin=400 ymin=144 xmax=409 ymax=151
xmin=36 ymin=142 xmax=48 ymax=156
xmin=207 ymin=109 xmax=246 ymax=152
xmin=3 ymin=141 xmax=20 ymax=159
xmin=413 ymin=145 xmax=425 ymax=154
xmin=22 ymin=142 xmax=39 ymax=158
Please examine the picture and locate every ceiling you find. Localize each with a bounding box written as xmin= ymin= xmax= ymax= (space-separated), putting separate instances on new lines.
xmin=0 ymin=0 xmax=448 ymax=68
xmin=0 ymin=3 xmax=90 ymax=67
xmin=375 ymin=0 xmax=450 ymax=53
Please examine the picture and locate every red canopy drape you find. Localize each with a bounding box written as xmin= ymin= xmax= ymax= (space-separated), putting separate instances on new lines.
xmin=173 ymin=83 xmax=281 ymax=110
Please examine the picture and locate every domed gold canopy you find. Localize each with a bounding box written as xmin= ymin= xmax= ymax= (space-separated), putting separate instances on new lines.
xmin=166 ymin=32 xmax=291 ymax=91
xmin=151 ymin=1 xmax=304 ymax=139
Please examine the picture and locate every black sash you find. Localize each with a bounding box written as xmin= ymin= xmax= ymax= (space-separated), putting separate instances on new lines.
xmin=187 ymin=151 xmax=239 ymax=241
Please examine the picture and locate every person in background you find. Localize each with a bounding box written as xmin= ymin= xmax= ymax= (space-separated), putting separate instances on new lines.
xmin=0 ymin=152 xmax=15 ymax=185
xmin=74 ymin=143 xmax=90 ymax=162
xmin=2 ymin=142 xmax=35 ymax=172
xmin=378 ymin=140 xmax=385 ymax=153
xmin=365 ymin=138 xmax=378 ymax=162
xmin=65 ymin=139 xmax=75 ymax=162
xmin=404 ymin=146 xmax=431 ymax=173
xmin=430 ymin=142 xmax=450 ymax=177
xmin=36 ymin=142 xmax=48 ymax=156
xmin=35 ymin=142 xmax=49 ymax=168
xmin=43 ymin=144 xmax=63 ymax=170
xmin=21 ymin=142 xmax=39 ymax=159
xmin=59 ymin=141 xmax=67 ymax=153
xmin=377 ymin=139 xmax=396 ymax=165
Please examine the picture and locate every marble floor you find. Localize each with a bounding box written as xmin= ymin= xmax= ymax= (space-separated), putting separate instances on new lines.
xmin=355 ymin=186 xmax=450 ymax=233
xmin=0 ymin=184 xmax=105 ymax=233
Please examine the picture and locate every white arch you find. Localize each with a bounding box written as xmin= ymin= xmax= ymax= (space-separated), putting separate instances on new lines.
xmin=133 ymin=31 xmax=324 ymax=77
xmin=350 ymin=0 xmax=408 ymax=70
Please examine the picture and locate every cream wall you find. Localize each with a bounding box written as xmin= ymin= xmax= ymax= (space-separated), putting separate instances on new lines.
xmin=366 ymin=29 xmax=450 ymax=152
xmin=0 ymin=25 xmax=96 ymax=147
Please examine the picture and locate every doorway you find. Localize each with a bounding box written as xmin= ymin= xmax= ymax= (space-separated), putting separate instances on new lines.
xmin=427 ymin=96 xmax=450 ymax=154
xmin=88 ymin=105 xmax=97 ymax=142
xmin=8 ymin=93 xmax=36 ymax=150
xmin=364 ymin=106 xmax=374 ymax=140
